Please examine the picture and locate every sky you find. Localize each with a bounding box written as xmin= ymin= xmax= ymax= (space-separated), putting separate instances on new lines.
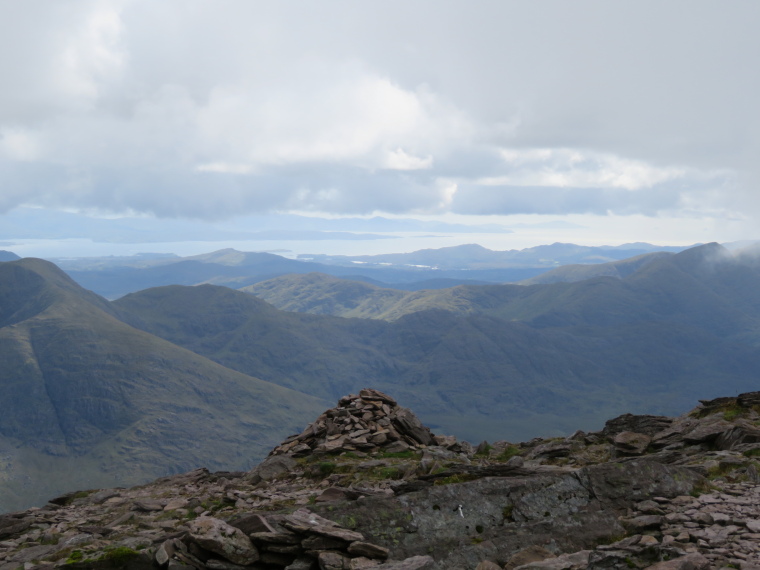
xmin=0 ymin=1 xmax=758 ymax=259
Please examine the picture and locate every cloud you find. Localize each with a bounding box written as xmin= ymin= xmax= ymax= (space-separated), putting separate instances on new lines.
xmin=0 ymin=1 xmax=756 ymax=227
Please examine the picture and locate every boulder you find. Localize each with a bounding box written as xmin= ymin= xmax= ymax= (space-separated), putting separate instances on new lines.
xmin=601 ymin=413 xmax=673 ymax=438
xmin=505 ymin=545 xmax=556 ymax=569
xmin=318 ymin=550 xmax=351 ymax=570
xmin=614 ymin=431 xmax=652 ymax=455
xmin=188 ymin=517 xmax=259 ymax=566
xmin=391 ymin=407 xmax=435 ymax=446
xmin=249 ymin=455 xmax=297 ymax=483
xmin=347 ymin=541 xmax=390 ymax=559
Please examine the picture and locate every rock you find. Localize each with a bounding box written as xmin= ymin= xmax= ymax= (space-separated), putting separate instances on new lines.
xmin=316 ymin=487 xmax=349 ymax=502
xmin=88 ymin=490 xmax=121 ymax=504
xmin=577 ymin=461 xmax=704 ymax=509
xmin=347 ymin=541 xmax=390 ymax=559
xmin=475 ymin=561 xmax=502 ymax=570
xmin=714 ymin=422 xmax=760 ymax=449
xmin=384 ymin=441 xmax=411 ymax=453
xmin=309 ymin=524 xmax=364 ymax=542
xmin=319 ymin=550 xmax=351 ymax=570
xmin=133 ymin=499 xmax=166 ymax=511
xmin=526 ymin=440 xmax=575 ymax=459
xmin=644 ymin=553 xmax=710 ymax=569
xmin=163 ymin=498 xmax=189 ymax=511
xmin=380 ymin=556 xmax=435 ymax=569
xmin=155 ymin=538 xmax=178 ymax=566
xmin=301 ymin=534 xmax=348 ymax=550
xmin=359 ymin=388 xmax=397 ymax=405
xmin=349 ymin=557 xmax=381 ymax=569
xmin=682 ymin=419 xmax=735 ymax=444
xmin=621 ymin=515 xmax=663 ymax=532
xmin=250 ymin=455 xmax=297 ymax=482
xmin=188 ymin=516 xmax=259 ymax=565
xmin=228 ymin=513 xmax=278 ymax=535
xmin=505 ymin=545 xmax=557 ymax=569
xmin=267 ymin=388 xmax=440 ymax=459
xmin=601 ymin=413 xmax=673 ymax=438
xmin=747 ymin=519 xmax=760 ymax=532
xmin=614 ymin=431 xmax=652 ymax=455
xmin=285 ymin=558 xmax=316 ymax=570
xmin=513 ymin=550 xmax=591 ymax=569
xmin=391 ymin=407 xmax=435 ymax=446
xmin=250 ymin=531 xmax=301 ymax=545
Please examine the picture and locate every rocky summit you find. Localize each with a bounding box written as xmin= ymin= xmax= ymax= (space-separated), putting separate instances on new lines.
xmin=6 ymin=391 xmax=760 ymax=569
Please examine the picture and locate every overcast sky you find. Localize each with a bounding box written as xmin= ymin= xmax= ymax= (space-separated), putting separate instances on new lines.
xmin=1 ymin=1 xmax=758 ymax=256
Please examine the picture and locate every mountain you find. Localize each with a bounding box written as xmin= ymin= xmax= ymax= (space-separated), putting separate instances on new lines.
xmin=58 ymin=242 xmax=695 ymax=300
xmin=0 ymin=388 xmax=758 ymax=568
xmin=113 ymin=244 xmax=760 ymax=446
xmin=248 ymin=243 xmax=760 ymax=334
xmin=63 ymin=249 xmax=508 ymax=300
xmin=0 ymin=258 xmax=327 ymax=512
xmin=299 ymin=241 xmax=693 ymax=269
xmin=0 ymin=251 xmax=20 ymax=261
xmin=517 ymin=251 xmax=672 ymax=284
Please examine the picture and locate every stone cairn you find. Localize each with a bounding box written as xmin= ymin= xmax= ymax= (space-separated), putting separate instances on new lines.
xmin=269 ymin=388 xmax=453 ymax=458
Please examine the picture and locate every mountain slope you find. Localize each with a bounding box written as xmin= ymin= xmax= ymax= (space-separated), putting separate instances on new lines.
xmin=248 ymin=244 xmax=760 ymax=339
xmin=240 ymin=273 xmax=408 ymax=318
xmin=114 ymin=256 xmax=760 ymax=446
xmin=517 ymin=251 xmax=672 ymax=284
xmin=0 ymin=258 xmax=327 ymax=511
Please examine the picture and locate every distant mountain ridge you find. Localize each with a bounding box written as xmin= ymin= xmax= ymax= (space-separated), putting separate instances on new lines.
xmin=298 ymin=241 xmax=693 ymax=269
xmin=58 ymin=242 xmax=696 ymax=299
xmin=0 ymin=251 xmax=20 ymax=262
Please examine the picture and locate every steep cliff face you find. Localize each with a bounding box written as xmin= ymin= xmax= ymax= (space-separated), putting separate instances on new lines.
xmin=2 ymin=389 xmax=760 ymax=569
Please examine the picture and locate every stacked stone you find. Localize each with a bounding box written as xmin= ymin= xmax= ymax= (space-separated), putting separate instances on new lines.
xmin=270 ymin=389 xmax=437 ymax=458
xmin=155 ymin=508 xmax=432 ymax=570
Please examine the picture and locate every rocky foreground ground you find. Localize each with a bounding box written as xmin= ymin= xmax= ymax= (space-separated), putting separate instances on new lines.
xmin=4 ymin=389 xmax=760 ymax=569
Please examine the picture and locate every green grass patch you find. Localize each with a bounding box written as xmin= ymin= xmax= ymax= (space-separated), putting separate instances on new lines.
xmin=495 ymin=445 xmax=521 ymax=462
xmin=377 ymin=450 xmax=418 ymax=459
xmin=65 ymin=550 xmax=84 ymax=564
xmin=96 ymin=546 xmax=140 ymax=564
xmin=433 ymin=473 xmax=479 ymax=486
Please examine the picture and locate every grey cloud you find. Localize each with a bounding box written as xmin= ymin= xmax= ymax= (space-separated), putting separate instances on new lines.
xmin=0 ymin=1 xmax=757 ymax=223
xmin=450 ymin=184 xmax=687 ymax=217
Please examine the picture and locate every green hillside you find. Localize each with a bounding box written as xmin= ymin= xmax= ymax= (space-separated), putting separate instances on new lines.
xmin=0 ymin=259 xmax=327 ymax=511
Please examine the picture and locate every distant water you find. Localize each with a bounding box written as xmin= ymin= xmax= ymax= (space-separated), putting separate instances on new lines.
xmin=4 ymin=231 xmax=577 ymax=260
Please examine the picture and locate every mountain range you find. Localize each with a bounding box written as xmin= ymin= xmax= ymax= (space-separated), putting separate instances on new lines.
xmin=54 ymin=242 xmax=698 ymax=300
xmin=3 ymin=242 xmax=760 ymax=512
